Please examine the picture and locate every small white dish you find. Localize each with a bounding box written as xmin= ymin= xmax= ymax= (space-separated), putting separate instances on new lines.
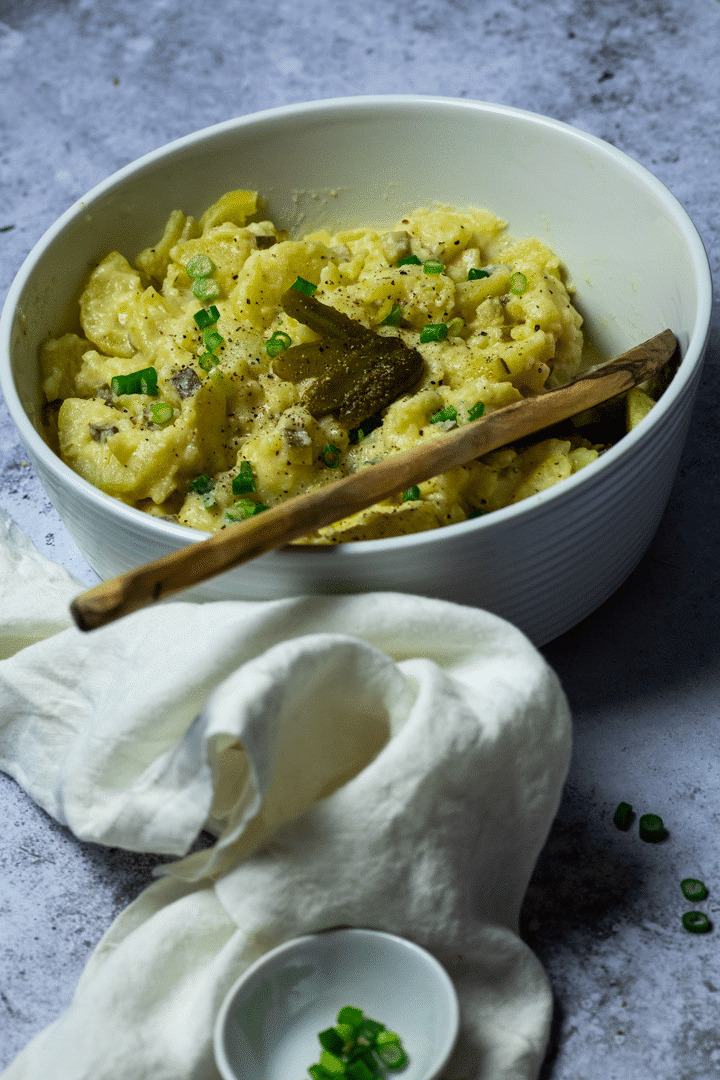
xmin=213 ymin=928 xmax=460 ymax=1080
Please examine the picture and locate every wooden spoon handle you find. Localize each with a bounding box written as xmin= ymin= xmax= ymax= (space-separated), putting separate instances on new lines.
xmin=71 ymin=329 xmax=677 ymax=631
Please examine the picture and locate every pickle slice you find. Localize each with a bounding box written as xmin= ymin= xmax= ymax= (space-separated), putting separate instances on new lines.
xmin=276 ymin=289 xmax=423 ymax=426
xmin=281 ymin=289 xmax=375 ymax=341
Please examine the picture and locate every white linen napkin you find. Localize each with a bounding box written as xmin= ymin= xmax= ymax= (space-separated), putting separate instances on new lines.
xmin=0 ymin=507 xmax=571 ymax=1080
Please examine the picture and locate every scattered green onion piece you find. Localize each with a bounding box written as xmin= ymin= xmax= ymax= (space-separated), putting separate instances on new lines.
xmin=420 ymin=323 xmax=449 ymax=343
xmin=682 ymin=911 xmax=711 ymax=934
xmin=613 ymin=801 xmax=633 ymax=831
xmin=149 ymin=402 xmax=173 ymax=425
xmin=198 ymin=353 xmax=218 ymax=371
xmin=193 ymin=305 xmax=220 ymax=329
xmin=446 ymin=316 xmax=464 ymax=337
xmin=681 ymin=878 xmax=708 ymax=902
xmin=402 ymin=486 xmax=421 ymax=502
xmin=638 ymin=812 xmax=665 ymax=843
xmin=430 ymin=405 xmax=458 ymax=424
xmin=266 ymin=330 xmax=292 ymax=356
xmin=468 ymin=268 xmax=490 ymax=280
xmin=423 ymin=259 xmax=444 ymax=275
xmin=380 ymin=303 xmax=402 ymax=326
xmin=186 ymin=254 xmax=215 ymax=278
xmin=232 ymin=461 xmax=255 ymax=495
xmin=110 ymin=366 xmax=158 ymax=397
xmin=467 ymin=401 xmax=485 ymax=422
xmin=509 ymin=271 xmax=528 ymax=295
xmin=321 ymin=444 xmax=341 ymax=468
xmin=398 ymin=254 xmax=421 ymax=266
xmin=203 ymin=328 xmax=225 ymax=353
xmin=225 ymin=499 xmax=269 ymax=522
xmin=468 ymin=507 xmax=487 ymax=518
xmin=291 ymin=275 xmax=317 ymax=295
xmin=192 ymin=276 xmax=221 ymax=301
xmin=188 ymin=474 xmax=214 ymax=495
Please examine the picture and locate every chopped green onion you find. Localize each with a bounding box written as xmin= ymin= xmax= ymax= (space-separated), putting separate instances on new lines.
xmin=357 ymin=1018 xmax=384 ymax=1042
xmin=446 ymin=316 xmax=464 ymax=336
xmin=188 ymin=474 xmax=214 ymax=494
xmin=376 ymin=1031 xmax=401 ymax=1047
xmin=224 ymin=498 xmax=269 ymax=522
xmin=681 ymin=878 xmax=708 ymax=902
xmin=468 ymin=268 xmax=490 ymax=280
xmin=203 ymin=328 xmax=225 ymax=353
xmin=423 ymin=259 xmax=444 ymax=274
xmin=345 ymin=1060 xmax=374 ymax=1080
xmin=638 ymin=812 xmax=666 ymax=843
xmin=194 ymin=305 xmax=220 ymax=329
xmin=291 ymin=275 xmax=317 ymax=295
xmin=430 ymin=405 xmax=458 ymax=424
xmin=149 ymin=402 xmax=173 ymax=425
xmin=232 ymin=460 xmax=255 ymax=495
xmin=186 ymin=254 xmax=215 ymax=278
xmin=321 ymin=444 xmax=341 ymax=468
xmin=376 ymin=1043 xmax=408 ymax=1070
xmin=308 ymin=1007 xmax=408 ymax=1080
xmin=337 ymin=1007 xmax=364 ymax=1028
xmin=613 ymin=801 xmax=633 ymax=831
xmin=380 ymin=303 xmax=402 ymax=326
xmin=402 ymin=486 xmax=420 ymax=502
xmin=682 ymin=911 xmax=711 ymax=934
xmin=192 ymin=276 xmax=221 ymax=301
xmin=266 ymin=330 xmax=292 ymax=356
xmin=319 ymin=1049 xmax=345 ymax=1075
xmin=468 ymin=507 xmax=487 ymax=518
xmin=198 ymin=353 xmax=219 ymax=371
xmin=319 ymin=1028 xmax=345 ymax=1056
xmin=509 ymin=271 xmax=528 ymax=295
xmin=419 ymin=323 xmax=448 ymax=343
xmin=308 ymin=1066 xmax=333 ymax=1080
xmin=467 ymin=401 xmax=485 ymax=422
xmin=397 ymin=254 xmax=421 ymax=266
xmin=110 ymin=366 xmax=159 ymax=397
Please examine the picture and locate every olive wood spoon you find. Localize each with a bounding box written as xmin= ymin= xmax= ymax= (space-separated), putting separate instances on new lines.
xmin=71 ymin=328 xmax=677 ymax=631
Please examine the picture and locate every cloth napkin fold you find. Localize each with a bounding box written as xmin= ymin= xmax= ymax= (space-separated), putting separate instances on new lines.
xmin=0 ymin=507 xmax=572 ymax=1080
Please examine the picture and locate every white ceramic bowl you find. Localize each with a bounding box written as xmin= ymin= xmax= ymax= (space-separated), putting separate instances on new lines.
xmin=0 ymin=96 xmax=712 ymax=644
xmin=213 ymin=928 xmax=459 ymax=1080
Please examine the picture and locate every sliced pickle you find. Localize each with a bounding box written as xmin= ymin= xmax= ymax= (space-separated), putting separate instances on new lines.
xmin=275 ymin=288 xmax=423 ymax=427
xmin=281 ymin=289 xmax=375 ymax=341
xmin=272 ymin=340 xmax=349 ymax=381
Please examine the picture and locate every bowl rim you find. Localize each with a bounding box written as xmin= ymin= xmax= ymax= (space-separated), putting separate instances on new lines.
xmin=0 ymin=94 xmax=713 ymax=560
xmin=212 ymin=926 xmax=460 ymax=1080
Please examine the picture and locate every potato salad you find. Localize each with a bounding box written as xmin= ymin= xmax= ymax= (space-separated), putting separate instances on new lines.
xmin=40 ymin=189 xmax=632 ymax=541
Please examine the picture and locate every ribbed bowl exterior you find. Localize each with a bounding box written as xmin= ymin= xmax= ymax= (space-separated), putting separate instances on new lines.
xmin=29 ymin=352 xmax=703 ymax=645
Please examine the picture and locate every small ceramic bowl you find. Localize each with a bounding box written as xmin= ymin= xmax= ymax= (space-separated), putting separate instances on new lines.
xmin=213 ymin=928 xmax=460 ymax=1080
xmin=0 ymin=96 xmax=712 ymax=643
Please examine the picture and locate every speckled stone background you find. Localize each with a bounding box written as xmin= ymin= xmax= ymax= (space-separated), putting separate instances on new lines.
xmin=1 ymin=1 xmax=719 ymax=1077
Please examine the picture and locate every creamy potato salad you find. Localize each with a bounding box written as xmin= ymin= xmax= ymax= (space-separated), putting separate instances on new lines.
xmin=41 ymin=189 xmax=645 ymax=541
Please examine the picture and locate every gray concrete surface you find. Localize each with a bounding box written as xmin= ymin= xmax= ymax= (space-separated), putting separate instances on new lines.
xmin=1 ymin=2 xmax=719 ymax=1077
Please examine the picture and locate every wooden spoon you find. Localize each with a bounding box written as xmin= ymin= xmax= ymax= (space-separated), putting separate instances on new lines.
xmin=71 ymin=329 xmax=677 ymax=631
